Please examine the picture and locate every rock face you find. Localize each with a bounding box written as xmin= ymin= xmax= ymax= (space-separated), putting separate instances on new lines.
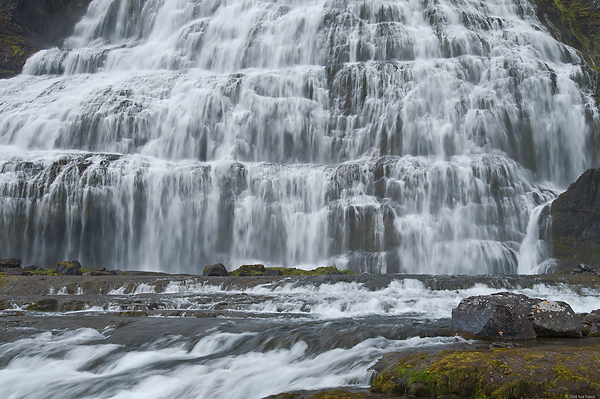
xmin=202 ymin=263 xmax=229 ymax=276
xmin=552 ymin=168 xmax=600 ymax=267
xmin=452 ymin=293 xmax=582 ymax=340
xmin=0 ymin=0 xmax=92 ymax=78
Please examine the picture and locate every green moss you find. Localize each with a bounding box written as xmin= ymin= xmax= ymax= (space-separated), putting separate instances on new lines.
xmin=372 ymin=346 xmax=600 ymax=399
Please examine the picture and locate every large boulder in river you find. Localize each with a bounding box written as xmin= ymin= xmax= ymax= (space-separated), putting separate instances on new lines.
xmin=551 ymin=168 xmax=600 ymax=267
xmin=452 ymin=293 xmax=537 ymax=340
xmin=453 ymin=292 xmax=582 ymax=340
xmin=202 ymin=263 xmax=229 ymax=276
xmin=528 ymin=299 xmax=582 ymax=337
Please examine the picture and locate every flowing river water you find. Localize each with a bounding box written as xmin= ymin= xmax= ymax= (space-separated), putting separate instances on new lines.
xmin=1 ymin=275 xmax=600 ymax=398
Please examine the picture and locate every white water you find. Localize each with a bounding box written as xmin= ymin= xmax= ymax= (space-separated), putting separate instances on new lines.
xmin=0 ymin=0 xmax=597 ymax=273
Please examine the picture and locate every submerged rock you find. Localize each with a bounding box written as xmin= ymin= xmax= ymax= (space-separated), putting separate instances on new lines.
xmin=202 ymin=263 xmax=229 ymax=276
xmin=452 ymin=292 xmax=582 ymax=340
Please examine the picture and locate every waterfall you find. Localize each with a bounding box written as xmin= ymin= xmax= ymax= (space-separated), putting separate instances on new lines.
xmin=0 ymin=0 xmax=596 ymax=273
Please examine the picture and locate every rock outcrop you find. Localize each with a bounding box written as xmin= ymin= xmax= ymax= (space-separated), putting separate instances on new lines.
xmin=0 ymin=0 xmax=92 ymax=78
xmin=552 ymin=168 xmax=600 ymax=267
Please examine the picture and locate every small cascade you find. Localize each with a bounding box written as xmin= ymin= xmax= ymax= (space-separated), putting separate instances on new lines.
xmin=0 ymin=0 xmax=597 ymax=273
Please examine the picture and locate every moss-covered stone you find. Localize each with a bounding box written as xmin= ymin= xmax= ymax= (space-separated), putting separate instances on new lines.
xmin=371 ymin=345 xmax=600 ymax=398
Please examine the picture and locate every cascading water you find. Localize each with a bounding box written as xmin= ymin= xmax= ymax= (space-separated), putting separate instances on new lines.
xmin=0 ymin=0 xmax=597 ymax=273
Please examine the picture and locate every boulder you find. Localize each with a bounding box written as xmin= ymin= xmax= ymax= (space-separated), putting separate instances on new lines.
xmin=238 ymin=264 xmax=265 ymax=276
xmin=203 ymin=263 xmax=229 ymax=276
xmin=528 ymin=299 xmax=583 ymax=337
xmin=452 ymin=293 xmax=537 ymax=340
xmin=264 ymin=269 xmax=283 ymax=276
xmin=55 ymin=260 xmax=82 ymax=275
xmin=453 ymin=293 xmax=584 ymax=340
xmin=583 ymin=309 xmax=600 ymax=337
xmin=0 ymin=258 xmax=22 ymax=268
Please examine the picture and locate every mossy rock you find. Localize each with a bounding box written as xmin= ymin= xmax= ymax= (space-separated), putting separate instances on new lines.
xmin=371 ymin=345 xmax=600 ymax=398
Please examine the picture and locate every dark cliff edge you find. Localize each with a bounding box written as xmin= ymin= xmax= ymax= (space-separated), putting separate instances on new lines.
xmin=0 ymin=0 xmax=91 ymax=78
xmin=552 ymin=168 xmax=600 ymax=267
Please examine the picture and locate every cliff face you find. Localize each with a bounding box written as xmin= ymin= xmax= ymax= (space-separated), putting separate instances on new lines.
xmin=0 ymin=0 xmax=91 ymax=78
xmin=552 ymin=169 xmax=600 ymax=266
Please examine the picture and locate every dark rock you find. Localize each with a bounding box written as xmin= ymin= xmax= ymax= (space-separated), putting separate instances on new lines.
xmin=91 ymin=267 xmax=117 ymax=276
xmin=0 ymin=258 xmax=22 ymax=268
xmin=264 ymin=269 xmax=283 ymax=276
xmin=583 ymin=309 xmax=600 ymax=337
xmin=22 ymin=265 xmax=37 ymax=271
xmin=452 ymin=292 xmax=537 ymax=340
xmin=552 ymin=169 xmax=600 ymax=267
xmin=56 ymin=260 xmax=82 ymax=275
xmin=203 ymin=263 xmax=229 ymax=276
xmin=528 ymin=299 xmax=583 ymax=337
xmin=4 ymin=267 xmax=23 ymax=275
xmin=26 ymin=298 xmax=58 ymax=311
xmin=453 ymin=292 xmax=584 ymax=339
xmin=238 ymin=264 xmax=265 ymax=276
xmin=0 ymin=0 xmax=92 ymax=78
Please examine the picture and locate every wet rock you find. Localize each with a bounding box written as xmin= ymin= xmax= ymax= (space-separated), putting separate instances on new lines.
xmin=22 ymin=265 xmax=37 ymax=272
xmin=264 ymin=269 xmax=283 ymax=276
xmin=453 ymin=292 xmax=583 ymax=339
xmin=90 ymin=268 xmax=118 ymax=276
xmin=202 ymin=263 xmax=229 ymax=276
xmin=583 ymin=309 xmax=600 ymax=337
xmin=4 ymin=267 xmax=23 ymax=275
xmin=452 ymin=293 xmax=537 ymax=340
xmin=56 ymin=260 xmax=82 ymax=275
xmin=26 ymin=298 xmax=58 ymax=311
xmin=238 ymin=264 xmax=265 ymax=276
xmin=0 ymin=258 xmax=22 ymax=268
xmin=528 ymin=299 xmax=583 ymax=337
xmin=571 ymin=263 xmax=600 ymax=275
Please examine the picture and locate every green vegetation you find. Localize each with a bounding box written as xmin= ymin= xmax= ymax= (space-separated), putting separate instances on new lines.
xmin=371 ymin=346 xmax=600 ymax=398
